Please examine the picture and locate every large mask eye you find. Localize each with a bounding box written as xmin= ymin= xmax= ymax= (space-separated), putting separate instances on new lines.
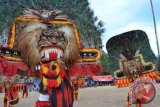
xmin=56 ymin=35 xmax=65 ymax=41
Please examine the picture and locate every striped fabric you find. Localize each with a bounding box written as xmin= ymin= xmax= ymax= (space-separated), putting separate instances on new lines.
xmin=115 ymin=78 xmax=132 ymax=88
xmin=10 ymin=84 xmax=27 ymax=91
xmin=2 ymin=84 xmax=27 ymax=107
xmin=115 ymin=71 xmax=159 ymax=88
xmin=4 ymin=88 xmax=19 ymax=107
xmin=35 ymin=78 xmax=73 ymax=107
xmin=50 ymin=78 xmax=73 ymax=107
xmin=0 ymin=84 xmax=27 ymax=91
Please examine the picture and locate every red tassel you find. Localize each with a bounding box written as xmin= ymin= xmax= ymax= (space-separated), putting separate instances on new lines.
xmin=69 ymin=64 xmax=103 ymax=77
xmin=60 ymin=69 xmax=65 ymax=78
xmin=47 ymin=79 xmax=58 ymax=88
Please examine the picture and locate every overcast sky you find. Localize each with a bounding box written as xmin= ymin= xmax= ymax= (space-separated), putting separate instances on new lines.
xmin=89 ymin=0 xmax=160 ymax=56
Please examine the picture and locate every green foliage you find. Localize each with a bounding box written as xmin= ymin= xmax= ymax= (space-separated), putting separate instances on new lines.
xmin=100 ymin=51 xmax=110 ymax=70
xmin=0 ymin=0 xmax=104 ymax=48
xmin=106 ymin=30 xmax=157 ymax=71
xmin=97 ymin=71 xmax=110 ymax=76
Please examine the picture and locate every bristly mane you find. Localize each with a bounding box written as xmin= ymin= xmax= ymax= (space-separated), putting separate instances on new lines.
xmin=16 ymin=9 xmax=79 ymax=67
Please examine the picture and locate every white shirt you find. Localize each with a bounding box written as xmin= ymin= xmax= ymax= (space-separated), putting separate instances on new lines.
xmin=38 ymin=94 xmax=49 ymax=101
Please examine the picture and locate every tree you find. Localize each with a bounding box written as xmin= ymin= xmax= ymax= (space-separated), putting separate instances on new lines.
xmin=100 ymin=51 xmax=110 ymax=71
xmin=106 ymin=30 xmax=157 ymax=71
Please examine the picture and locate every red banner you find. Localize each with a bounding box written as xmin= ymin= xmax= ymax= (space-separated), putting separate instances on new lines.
xmin=92 ymin=75 xmax=114 ymax=82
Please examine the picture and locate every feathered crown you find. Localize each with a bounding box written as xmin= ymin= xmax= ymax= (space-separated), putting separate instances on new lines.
xmin=21 ymin=8 xmax=69 ymax=21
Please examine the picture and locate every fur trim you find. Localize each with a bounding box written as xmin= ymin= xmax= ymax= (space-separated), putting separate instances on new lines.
xmin=24 ymin=23 xmax=47 ymax=32
xmin=58 ymin=25 xmax=79 ymax=64
xmin=17 ymin=23 xmax=47 ymax=67
xmin=16 ymin=23 xmax=79 ymax=67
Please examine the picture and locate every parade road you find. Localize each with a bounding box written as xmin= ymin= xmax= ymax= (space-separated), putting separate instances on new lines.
xmin=0 ymin=86 xmax=160 ymax=107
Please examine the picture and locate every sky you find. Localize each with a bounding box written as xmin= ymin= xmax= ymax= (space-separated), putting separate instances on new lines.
xmin=88 ymin=0 xmax=160 ymax=56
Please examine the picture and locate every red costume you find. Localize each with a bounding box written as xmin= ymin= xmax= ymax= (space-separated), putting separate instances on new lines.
xmin=0 ymin=7 xmax=103 ymax=107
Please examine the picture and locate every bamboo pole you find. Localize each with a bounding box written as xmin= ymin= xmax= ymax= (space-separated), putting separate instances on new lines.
xmin=150 ymin=0 xmax=160 ymax=71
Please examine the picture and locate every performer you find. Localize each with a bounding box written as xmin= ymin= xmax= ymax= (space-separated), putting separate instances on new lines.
xmin=14 ymin=8 xmax=80 ymax=107
xmin=22 ymin=85 xmax=28 ymax=98
xmin=72 ymin=77 xmax=79 ymax=100
xmin=1 ymin=6 xmax=102 ymax=106
xmin=114 ymin=50 xmax=159 ymax=107
xmin=3 ymin=78 xmax=19 ymax=107
xmin=0 ymin=48 xmax=30 ymax=107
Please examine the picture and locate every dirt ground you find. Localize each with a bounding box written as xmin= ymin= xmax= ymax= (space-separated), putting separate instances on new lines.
xmin=0 ymin=86 xmax=160 ymax=107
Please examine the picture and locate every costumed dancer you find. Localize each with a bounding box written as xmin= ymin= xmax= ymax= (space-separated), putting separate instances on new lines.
xmin=3 ymin=78 xmax=19 ymax=107
xmin=72 ymin=77 xmax=79 ymax=100
xmin=22 ymin=85 xmax=28 ymax=98
xmin=14 ymin=8 xmax=79 ymax=107
xmin=5 ymin=5 xmax=102 ymax=106
xmin=0 ymin=46 xmax=28 ymax=107
xmin=0 ymin=56 xmax=29 ymax=107
xmin=114 ymin=50 xmax=159 ymax=107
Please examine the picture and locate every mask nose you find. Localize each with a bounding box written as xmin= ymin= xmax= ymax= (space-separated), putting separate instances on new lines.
xmin=50 ymin=37 xmax=57 ymax=45
xmin=52 ymin=43 xmax=57 ymax=45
